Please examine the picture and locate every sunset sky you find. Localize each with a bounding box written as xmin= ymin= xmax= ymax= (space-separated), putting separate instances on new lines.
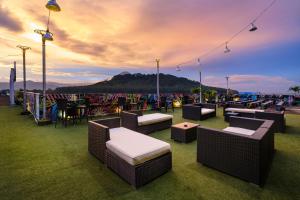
xmin=0 ymin=0 xmax=299 ymax=93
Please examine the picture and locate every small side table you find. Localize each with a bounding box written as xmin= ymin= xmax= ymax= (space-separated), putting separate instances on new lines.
xmin=171 ymin=122 xmax=199 ymax=143
xmin=224 ymin=112 xmax=240 ymax=122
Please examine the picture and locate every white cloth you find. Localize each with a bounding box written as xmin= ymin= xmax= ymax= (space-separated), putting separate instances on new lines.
xmin=106 ymin=127 xmax=171 ymax=166
xmin=223 ymin=127 xmax=256 ymax=136
xmin=225 ymin=108 xmax=264 ymax=114
xmin=201 ymin=108 xmax=215 ymax=115
xmin=138 ymin=113 xmax=173 ymax=126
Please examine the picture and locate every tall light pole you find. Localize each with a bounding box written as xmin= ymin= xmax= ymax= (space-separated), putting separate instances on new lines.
xmin=34 ymin=30 xmax=53 ymax=119
xmin=9 ymin=62 xmax=17 ymax=106
xmin=17 ymin=45 xmax=31 ymax=114
xmin=225 ymin=76 xmax=230 ymax=96
xmin=198 ymin=58 xmax=202 ymax=104
xmin=156 ymin=59 xmax=160 ymax=108
xmin=35 ymin=0 xmax=61 ymax=119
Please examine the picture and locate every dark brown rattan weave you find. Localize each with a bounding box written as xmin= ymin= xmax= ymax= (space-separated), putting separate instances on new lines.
xmin=171 ymin=122 xmax=199 ymax=143
xmin=106 ymin=149 xmax=172 ymax=188
xmin=88 ymin=117 xmax=172 ymax=188
xmin=121 ymin=111 xmax=172 ymax=134
xmin=197 ymin=117 xmax=274 ymax=186
xmin=88 ymin=117 xmax=120 ymax=163
xmin=182 ymin=103 xmax=217 ymax=121
xmin=223 ymin=105 xmax=285 ymax=132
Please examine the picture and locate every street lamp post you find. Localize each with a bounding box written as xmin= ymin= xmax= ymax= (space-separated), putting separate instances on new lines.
xmin=34 ymin=0 xmax=61 ymax=120
xmin=198 ymin=58 xmax=202 ymax=104
xmin=156 ymin=59 xmax=160 ymax=108
xmin=34 ymin=30 xmax=53 ymax=119
xmin=225 ymin=76 xmax=230 ymax=96
xmin=17 ymin=45 xmax=31 ymax=114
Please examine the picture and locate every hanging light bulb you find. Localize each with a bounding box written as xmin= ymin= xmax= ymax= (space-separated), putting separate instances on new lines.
xmin=249 ymin=23 xmax=258 ymax=32
xmin=224 ymin=42 xmax=231 ymax=53
xmin=176 ymin=66 xmax=181 ymax=71
xmin=197 ymin=58 xmax=201 ymax=65
xmin=46 ymin=0 xmax=61 ymax=12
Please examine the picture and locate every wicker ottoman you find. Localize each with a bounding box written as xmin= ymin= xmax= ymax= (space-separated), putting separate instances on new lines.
xmin=171 ymin=122 xmax=199 ymax=143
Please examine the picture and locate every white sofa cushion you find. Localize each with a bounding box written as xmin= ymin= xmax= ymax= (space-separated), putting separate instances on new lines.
xmin=223 ymin=127 xmax=256 ymax=136
xmin=225 ymin=108 xmax=264 ymax=114
xmin=106 ymin=127 xmax=171 ymax=166
xmin=201 ymin=108 xmax=215 ymax=115
xmin=138 ymin=113 xmax=173 ymax=126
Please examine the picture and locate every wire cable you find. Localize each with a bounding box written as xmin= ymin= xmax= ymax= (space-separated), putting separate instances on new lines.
xmin=0 ymin=54 xmax=22 ymax=59
xmin=174 ymin=0 xmax=277 ymax=68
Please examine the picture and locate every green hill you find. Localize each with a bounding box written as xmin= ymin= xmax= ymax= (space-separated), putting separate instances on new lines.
xmin=56 ymin=73 xmax=237 ymax=94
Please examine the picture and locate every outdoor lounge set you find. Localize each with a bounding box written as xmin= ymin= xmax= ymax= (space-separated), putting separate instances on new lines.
xmin=182 ymin=103 xmax=217 ymax=120
xmin=121 ymin=111 xmax=173 ymax=134
xmin=224 ymin=104 xmax=286 ymax=132
xmin=197 ymin=116 xmax=275 ymax=186
xmin=88 ymin=103 xmax=277 ymax=188
xmin=88 ymin=116 xmax=172 ymax=188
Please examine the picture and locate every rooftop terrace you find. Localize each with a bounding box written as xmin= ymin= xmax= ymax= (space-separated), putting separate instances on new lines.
xmin=1 ymin=106 xmax=300 ymax=200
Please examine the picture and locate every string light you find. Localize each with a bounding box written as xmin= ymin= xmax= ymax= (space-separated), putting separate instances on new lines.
xmin=0 ymin=54 xmax=22 ymax=59
xmin=224 ymin=42 xmax=231 ymax=53
xmin=176 ymin=66 xmax=181 ymax=71
xmin=249 ymin=23 xmax=258 ymax=32
xmin=173 ymin=0 xmax=277 ymax=68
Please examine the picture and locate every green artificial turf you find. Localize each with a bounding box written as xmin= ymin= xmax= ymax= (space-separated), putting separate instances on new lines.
xmin=0 ymin=106 xmax=300 ymax=200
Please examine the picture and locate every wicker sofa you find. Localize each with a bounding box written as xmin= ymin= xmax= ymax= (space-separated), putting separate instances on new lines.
xmin=88 ymin=117 xmax=172 ymax=188
xmin=120 ymin=111 xmax=173 ymax=134
xmin=197 ymin=117 xmax=275 ymax=186
xmin=223 ymin=104 xmax=285 ymax=132
xmin=182 ymin=103 xmax=217 ymax=121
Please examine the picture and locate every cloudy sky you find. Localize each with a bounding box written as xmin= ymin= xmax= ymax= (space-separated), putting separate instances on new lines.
xmin=0 ymin=0 xmax=299 ymax=93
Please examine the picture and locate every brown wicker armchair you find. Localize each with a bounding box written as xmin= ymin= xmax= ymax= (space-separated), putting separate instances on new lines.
xmin=120 ymin=111 xmax=172 ymax=134
xmin=88 ymin=118 xmax=172 ymax=188
xmin=182 ymin=103 xmax=216 ymax=121
xmin=197 ymin=117 xmax=275 ymax=186
xmin=223 ymin=105 xmax=285 ymax=133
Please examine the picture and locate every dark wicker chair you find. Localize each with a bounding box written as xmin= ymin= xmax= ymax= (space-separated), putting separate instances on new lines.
xmin=255 ymin=111 xmax=285 ymax=133
xmin=182 ymin=103 xmax=216 ymax=121
xmin=88 ymin=118 xmax=172 ymax=188
xmin=223 ymin=105 xmax=285 ymax=133
xmin=120 ymin=111 xmax=172 ymax=134
xmin=197 ymin=117 xmax=275 ymax=186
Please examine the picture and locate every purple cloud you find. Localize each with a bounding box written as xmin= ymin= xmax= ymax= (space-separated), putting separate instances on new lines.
xmin=0 ymin=5 xmax=23 ymax=32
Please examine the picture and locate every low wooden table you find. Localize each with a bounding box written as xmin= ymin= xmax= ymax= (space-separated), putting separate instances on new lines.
xmin=171 ymin=122 xmax=199 ymax=143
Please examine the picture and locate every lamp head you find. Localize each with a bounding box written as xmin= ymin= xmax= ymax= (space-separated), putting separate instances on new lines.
xmin=249 ymin=23 xmax=258 ymax=32
xmin=46 ymin=0 xmax=61 ymax=12
xmin=17 ymin=45 xmax=31 ymax=51
xmin=224 ymin=43 xmax=231 ymax=53
xmin=43 ymin=31 xmax=54 ymax=41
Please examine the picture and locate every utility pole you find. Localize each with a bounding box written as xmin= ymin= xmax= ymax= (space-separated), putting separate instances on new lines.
xmin=156 ymin=59 xmax=160 ymax=108
xmin=17 ymin=45 xmax=31 ymax=114
xmin=225 ymin=76 xmax=230 ymax=96
xmin=198 ymin=58 xmax=202 ymax=104
xmin=9 ymin=61 xmax=16 ymax=106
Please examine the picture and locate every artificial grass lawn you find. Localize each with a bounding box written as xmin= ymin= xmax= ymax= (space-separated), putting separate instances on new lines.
xmin=0 ymin=106 xmax=300 ymax=200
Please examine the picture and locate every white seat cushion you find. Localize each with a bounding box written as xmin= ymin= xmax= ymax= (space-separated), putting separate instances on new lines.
xmin=223 ymin=127 xmax=256 ymax=136
xmin=106 ymin=127 xmax=171 ymax=166
xmin=201 ymin=108 xmax=215 ymax=115
xmin=225 ymin=108 xmax=264 ymax=114
xmin=138 ymin=113 xmax=173 ymax=126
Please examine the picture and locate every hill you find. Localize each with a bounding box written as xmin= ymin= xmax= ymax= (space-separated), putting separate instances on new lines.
xmin=56 ymin=73 xmax=237 ymax=94
xmin=0 ymin=80 xmax=73 ymax=90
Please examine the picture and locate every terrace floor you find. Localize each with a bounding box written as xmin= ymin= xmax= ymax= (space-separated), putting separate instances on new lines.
xmin=1 ymin=106 xmax=300 ymax=200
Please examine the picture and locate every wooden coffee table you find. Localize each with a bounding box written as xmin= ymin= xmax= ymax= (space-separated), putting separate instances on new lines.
xmin=171 ymin=122 xmax=199 ymax=143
